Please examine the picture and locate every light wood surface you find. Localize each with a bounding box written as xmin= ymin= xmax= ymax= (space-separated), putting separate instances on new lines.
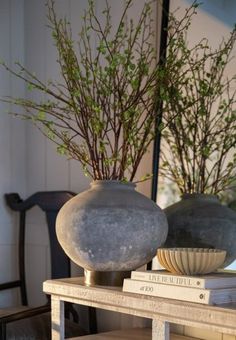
xmin=68 ymin=328 xmax=200 ymax=339
xmin=43 ymin=277 xmax=236 ymax=339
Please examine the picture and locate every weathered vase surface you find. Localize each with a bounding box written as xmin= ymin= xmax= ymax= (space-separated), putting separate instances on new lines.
xmin=164 ymin=193 xmax=236 ymax=267
xmin=56 ymin=180 xmax=168 ymax=271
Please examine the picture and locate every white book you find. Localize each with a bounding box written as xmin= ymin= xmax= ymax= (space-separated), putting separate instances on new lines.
xmin=131 ymin=270 xmax=236 ymax=289
xmin=123 ymin=278 xmax=236 ymax=305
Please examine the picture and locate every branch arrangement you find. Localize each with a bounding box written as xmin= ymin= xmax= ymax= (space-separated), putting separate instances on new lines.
xmin=159 ymin=15 xmax=236 ymax=195
xmin=0 ymin=0 xmax=199 ymax=183
xmin=3 ymin=0 xmax=232 ymax=191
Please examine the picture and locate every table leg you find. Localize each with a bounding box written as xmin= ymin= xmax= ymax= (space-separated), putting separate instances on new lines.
xmin=51 ymin=295 xmax=65 ymax=340
xmin=152 ymin=319 xmax=170 ymax=340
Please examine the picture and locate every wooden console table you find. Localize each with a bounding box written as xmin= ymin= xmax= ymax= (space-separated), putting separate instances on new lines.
xmin=43 ymin=277 xmax=236 ymax=340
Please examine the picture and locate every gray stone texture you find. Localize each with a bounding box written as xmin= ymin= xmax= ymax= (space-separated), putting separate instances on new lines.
xmin=56 ymin=181 xmax=168 ymax=271
xmin=164 ymin=194 xmax=236 ymax=267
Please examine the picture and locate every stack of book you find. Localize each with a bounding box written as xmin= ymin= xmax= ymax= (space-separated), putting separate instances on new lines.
xmin=122 ymin=270 xmax=236 ymax=305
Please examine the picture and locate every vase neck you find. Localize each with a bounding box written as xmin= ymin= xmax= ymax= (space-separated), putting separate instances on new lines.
xmin=181 ymin=193 xmax=219 ymax=202
xmin=90 ymin=180 xmax=136 ymax=190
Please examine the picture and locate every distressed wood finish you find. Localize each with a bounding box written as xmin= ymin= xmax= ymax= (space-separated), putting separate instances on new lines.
xmin=43 ymin=277 xmax=236 ymax=339
xmin=153 ymin=319 xmax=170 ymax=340
xmin=51 ymin=295 xmax=64 ymax=340
xmin=67 ymin=328 xmax=200 ymax=339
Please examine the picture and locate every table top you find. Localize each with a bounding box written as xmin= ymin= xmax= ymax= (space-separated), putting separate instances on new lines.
xmin=43 ymin=276 xmax=236 ymax=336
xmin=67 ymin=328 xmax=199 ymax=340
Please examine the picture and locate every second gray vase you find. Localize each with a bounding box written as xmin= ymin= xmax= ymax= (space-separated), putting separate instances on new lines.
xmin=164 ymin=193 xmax=236 ymax=267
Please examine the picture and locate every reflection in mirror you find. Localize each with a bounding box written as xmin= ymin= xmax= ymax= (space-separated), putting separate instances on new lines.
xmin=155 ymin=0 xmax=236 ymax=271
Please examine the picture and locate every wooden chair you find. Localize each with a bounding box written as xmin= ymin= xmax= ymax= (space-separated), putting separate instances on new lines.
xmin=0 ymin=191 xmax=97 ymax=339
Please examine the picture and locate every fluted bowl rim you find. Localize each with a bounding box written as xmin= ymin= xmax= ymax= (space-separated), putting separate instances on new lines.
xmin=157 ymin=247 xmax=226 ymax=275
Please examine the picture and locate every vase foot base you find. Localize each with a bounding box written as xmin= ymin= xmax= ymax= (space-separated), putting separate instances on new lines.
xmin=84 ymin=269 xmax=131 ymax=286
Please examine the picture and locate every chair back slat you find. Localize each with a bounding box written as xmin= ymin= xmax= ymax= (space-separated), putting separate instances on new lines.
xmin=4 ymin=191 xmax=76 ymax=304
xmin=3 ymin=191 xmax=97 ymax=334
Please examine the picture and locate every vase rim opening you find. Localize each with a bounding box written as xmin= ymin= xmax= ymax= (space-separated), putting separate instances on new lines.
xmin=181 ymin=193 xmax=219 ymax=201
xmin=91 ymin=180 xmax=136 ymax=189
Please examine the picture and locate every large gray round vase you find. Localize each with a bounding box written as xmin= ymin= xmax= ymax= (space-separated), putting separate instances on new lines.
xmin=56 ymin=180 xmax=168 ymax=285
xmin=164 ymin=193 xmax=236 ymax=267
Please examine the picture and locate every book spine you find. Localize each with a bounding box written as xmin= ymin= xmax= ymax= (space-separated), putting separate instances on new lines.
xmin=131 ymin=271 xmax=205 ymax=288
xmin=123 ymin=279 xmax=211 ymax=304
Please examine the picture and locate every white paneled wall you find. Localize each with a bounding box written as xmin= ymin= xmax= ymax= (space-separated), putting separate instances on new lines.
xmin=0 ymin=0 xmax=26 ymax=306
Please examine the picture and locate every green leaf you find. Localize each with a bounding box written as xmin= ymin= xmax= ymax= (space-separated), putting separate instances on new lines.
xmin=27 ymin=83 xmax=35 ymax=91
xmin=57 ymin=144 xmax=68 ymax=155
xmin=37 ymin=110 xmax=46 ymax=120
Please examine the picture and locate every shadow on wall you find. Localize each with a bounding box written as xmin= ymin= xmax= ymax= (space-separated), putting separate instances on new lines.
xmin=172 ymin=0 xmax=236 ymax=271
xmin=185 ymin=0 xmax=236 ymax=28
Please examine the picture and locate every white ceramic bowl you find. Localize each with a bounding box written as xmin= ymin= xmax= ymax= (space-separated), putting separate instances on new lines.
xmin=157 ymin=248 xmax=226 ymax=275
